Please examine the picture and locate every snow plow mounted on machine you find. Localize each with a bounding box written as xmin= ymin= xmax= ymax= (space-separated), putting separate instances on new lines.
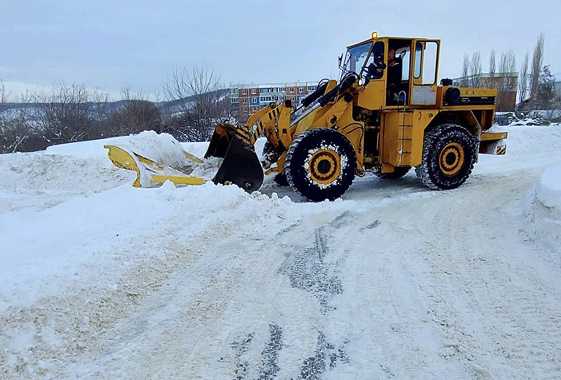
xmin=106 ymin=33 xmax=508 ymax=201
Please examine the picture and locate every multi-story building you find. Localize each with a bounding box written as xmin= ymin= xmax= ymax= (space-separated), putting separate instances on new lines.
xmin=231 ymin=85 xmax=260 ymax=116
xmin=231 ymin=81 xmax=319 ymax=121
xmin=282 ymin=82 xmax=318 ymax=106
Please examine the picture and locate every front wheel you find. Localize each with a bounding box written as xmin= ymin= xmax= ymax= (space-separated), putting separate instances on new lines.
xmin=415 ymin=124 xmax=478 ymax=190
xmin=285 ymin=128 xmax=357 ymax=202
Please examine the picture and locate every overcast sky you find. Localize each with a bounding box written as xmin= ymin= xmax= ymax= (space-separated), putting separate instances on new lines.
xmin=1 ymin=0 xmax=560 ymax=100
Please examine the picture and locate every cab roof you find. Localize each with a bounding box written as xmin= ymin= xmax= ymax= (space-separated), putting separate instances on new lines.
xmin=346 ymin=36 xmax=440 ymax=50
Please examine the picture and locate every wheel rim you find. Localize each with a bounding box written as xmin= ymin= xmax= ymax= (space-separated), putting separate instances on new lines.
xmin=439 ymin=142 xmax=464 ymax=176
xmin=308 ymin=149 xmax=341 ymax=184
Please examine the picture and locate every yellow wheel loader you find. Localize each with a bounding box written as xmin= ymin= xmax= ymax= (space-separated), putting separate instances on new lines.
xmin=107 ymin=33 xmax=507 ymax=202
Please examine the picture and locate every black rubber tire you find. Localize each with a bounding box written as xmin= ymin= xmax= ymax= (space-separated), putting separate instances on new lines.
xmin=285 ymin=128 xmax=356 ymax=202
xmin=415 ymin=124 xmax=478 ymax=190
xmin=374 ymin=166 xmax=411 ymax=180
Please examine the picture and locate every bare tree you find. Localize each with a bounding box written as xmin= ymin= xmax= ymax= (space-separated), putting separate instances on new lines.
xmin=497 ymin=50 xmax=517 ymax=111
xmin=0 ymin=119 xmax=31 ymax=153
xmin=0 ymin=80 xmax=14 ymax=152
xmin=35 ymin=82 xmax=92 ymax=145
xmin=488 ymin=50 xmax=496 ymax=89
xmin=0 ymin=80 xmax=9 ymax=113
xmin=162 ymin=64 xmax=227 ymax=142
xmin=107 ymin=86 xmax=162 ymax=136
xmin=0 ymin=90 xmax=46 ymax=153
xmin=470 ymin=52 xmax=483 ymax=88
xmin=461 ymin=55 xmax=469 ymax=87
xmin=529 ymin=33 xmax=545 ymax=104
xmin=518 ymin=52 xmax=529 ymax=103
xmin=88 ymin=88 xmax=113 ymax=138
xmin=504 ymin=50 xmax=517 ymax=90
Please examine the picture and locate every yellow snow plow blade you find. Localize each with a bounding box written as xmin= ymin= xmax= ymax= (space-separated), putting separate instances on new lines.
xmin=105 ymin=144 xmax=205 ymax=187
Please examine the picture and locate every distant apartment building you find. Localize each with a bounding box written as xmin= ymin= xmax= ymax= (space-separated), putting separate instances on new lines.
xmin=230 ymin=81 xmax=319 ymax=119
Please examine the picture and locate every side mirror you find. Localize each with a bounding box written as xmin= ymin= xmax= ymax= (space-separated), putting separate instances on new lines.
xmin=338 ymin=54 xmax=343 ymax=68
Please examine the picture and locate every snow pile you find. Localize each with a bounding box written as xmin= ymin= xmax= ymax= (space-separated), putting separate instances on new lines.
xmin=530 ymin=162 xmax=561 ymax=254
xmin=46 ymin=131 xmax=204 ymax=171
xmin=495 ymin=111 xmax=559 ymax=126
xmin=0 ymin=181 xmax=294 ymax=313
xmin=105 ymin=131 xmax=202 ymax=171
xmin=487 ymin=123 xmax=561 ymax=155
xmin=536 ymin=163 xmax=561 ymax=211
xmin=0 ymin=151 xmax=132 ymax=214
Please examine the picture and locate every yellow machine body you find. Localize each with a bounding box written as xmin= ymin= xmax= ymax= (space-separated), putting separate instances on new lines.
xmin=248 ymin=35 xmax=507 ymax=200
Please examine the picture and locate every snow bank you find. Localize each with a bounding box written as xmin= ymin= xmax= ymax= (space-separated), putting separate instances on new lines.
xmin=44 ymin=136 xmax=125 ymax=159
xmin=0 ymin=127 xmax=357 ymax=313
xmin=487 ymin=123 xmax=561 ymax=155
xmin=525 ymin=161 xmax=561 ymax=257
xmin=0 ymin=181 xmax=294 ymax=313
xmin=536 ymin=163 xmax=561 ymax=211
xmin=0 ymin=150 xmax=133 ymax=214
xmin=47 ymin=131 xmax=202 ymax=169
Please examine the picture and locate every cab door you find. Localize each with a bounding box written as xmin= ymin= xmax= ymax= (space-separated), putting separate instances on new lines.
xmin=410 ymin=40 xmax=440 ymax=106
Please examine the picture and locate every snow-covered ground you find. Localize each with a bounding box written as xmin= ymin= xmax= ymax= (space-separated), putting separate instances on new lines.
xmin=1 ymin=125 xmax=561 ymax=379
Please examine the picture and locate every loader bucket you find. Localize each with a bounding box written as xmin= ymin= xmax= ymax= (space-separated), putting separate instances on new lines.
xmin=205 ymin=123 xmax=264 ymax=192
xmin=205 ymin=123 xmax=236 ymax=159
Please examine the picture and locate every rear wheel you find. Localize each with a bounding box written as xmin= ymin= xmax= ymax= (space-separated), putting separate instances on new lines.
xmin=285 ymin=128 xmax=357 ymax=202
xmin=415 ymin=123 xmax=478 ymax=190
xmin=374 ymin=166 xmax=411 ymax=180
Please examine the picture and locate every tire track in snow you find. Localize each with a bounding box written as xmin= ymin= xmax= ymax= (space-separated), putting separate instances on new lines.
xmin=274 ymin=213 xmax=357 ymax=379
xmin=278 ymin=226 xmax=342 ymax=315
xmin=399 ymin=173 xmax=561 ymax=379
xmin=60 ymin=206 xmax=341 ymax=379
xmin=319 ymin=207 xmax=460 ymax=379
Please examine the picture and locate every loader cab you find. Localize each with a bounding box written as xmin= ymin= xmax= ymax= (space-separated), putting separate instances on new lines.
xmin=340 ymin=41 xmax=374 ymax=79
xmin=386 ymin=40 xmax=411 ymax=105
xmin=386 ymin=38 xmax=440 ymax=107
xmin=342 ymin=36 xmax=441 ymax=109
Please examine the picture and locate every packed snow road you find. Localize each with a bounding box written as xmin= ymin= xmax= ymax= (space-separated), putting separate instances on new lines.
xmin=1 ymin=125 xmax=561 ymax=379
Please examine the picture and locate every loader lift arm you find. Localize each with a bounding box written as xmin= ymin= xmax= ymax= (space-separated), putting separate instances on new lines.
xmin=204 ymin=101 xmax=294 ymax=192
